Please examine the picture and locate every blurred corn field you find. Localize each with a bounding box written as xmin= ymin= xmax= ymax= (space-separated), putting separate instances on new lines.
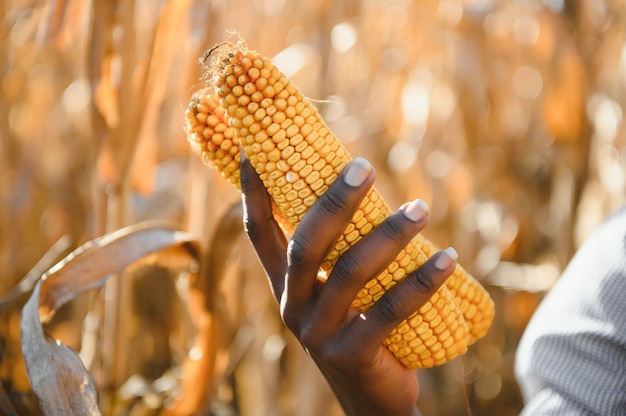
xmin=1 ymin=0 xmax=625 ymax=415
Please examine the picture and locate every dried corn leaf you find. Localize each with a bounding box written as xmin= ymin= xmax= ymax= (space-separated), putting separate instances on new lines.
xmin=0 ymin=236 xmax=72 ymax=311
xmin=163 ymin=201 xmax=244 ymax=416
xmin=0 ymin=380 xmax=19 ymax=416
xmin=20 ymin=222 xmax=199 ymax=415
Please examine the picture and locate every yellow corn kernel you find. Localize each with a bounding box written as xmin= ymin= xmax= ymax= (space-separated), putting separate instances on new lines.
xmin=185 ymin=93 xmax=295 ymax=236
xmin=186 ymin=42 xmax=495 ymax=369
xmin=185 ymin=94 xmax=241 ymax=188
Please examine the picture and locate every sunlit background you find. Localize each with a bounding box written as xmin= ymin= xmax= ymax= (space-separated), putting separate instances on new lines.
xmin=1 ymin=0 xmax=625 ymax=415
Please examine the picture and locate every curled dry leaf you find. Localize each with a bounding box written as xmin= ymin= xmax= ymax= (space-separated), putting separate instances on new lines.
xmin=20 ymin=222 xmax=200 ymax=415
xmin=0 ymin=235 xmax=72 ymax=311
xmin=0 ymin=380 xmax=19 ymax=416
xmin=163 ymin=201 xmax=245 ymax=416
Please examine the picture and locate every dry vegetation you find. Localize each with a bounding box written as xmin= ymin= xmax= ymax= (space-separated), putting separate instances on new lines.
xmin=1 ymin=0 xmax=625 ymax=415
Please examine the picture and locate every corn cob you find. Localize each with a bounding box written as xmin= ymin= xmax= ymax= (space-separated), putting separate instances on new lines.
xmin=186 ymin=93 xmax=295 ymax=235
xmin=185 ymin=42 xmax=495 ymax=368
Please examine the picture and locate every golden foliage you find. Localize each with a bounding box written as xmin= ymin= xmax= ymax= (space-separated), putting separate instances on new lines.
xmin=1 ymin=0 xmax=625 ymax=415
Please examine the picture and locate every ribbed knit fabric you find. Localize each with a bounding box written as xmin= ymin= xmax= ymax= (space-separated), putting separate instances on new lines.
xmin=515 ymin=207 xmax=626 ymax=415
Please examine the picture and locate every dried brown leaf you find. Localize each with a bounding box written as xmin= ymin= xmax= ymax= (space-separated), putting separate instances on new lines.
xmin=37 ymin=222 xmax=199 ymax=323
xmin=93 ymin=58 xmax=120 ymax=130
xmin=0 ymin=235 xmax=72 ymax=311
xmin=20 ymin=222 xmax=199 ymax=415
xmin=163 ymin=202 xmax=244 ymax=415
xmin=21 ymin=283 xmax=100 ymax=415
xmin=131 ymin=0 xmax=194 ymax=196
xmin=0 ymin=378 xmax=19 ymax=416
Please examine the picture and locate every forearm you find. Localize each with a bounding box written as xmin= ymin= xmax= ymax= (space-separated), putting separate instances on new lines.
xmin=337 ymin=398 xmax=421 ymax=416
xmin=320 ymin=362 xmax=423 ymax=416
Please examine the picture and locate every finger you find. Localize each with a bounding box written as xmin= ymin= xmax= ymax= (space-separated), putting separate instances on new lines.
xmin=283 ymin=158 xmax=376 ymax=310
xmin=313 ymin=199 xmax=430 ymax=330
xmin=352 ymin=248 xmax=458 ymax=346
xmin=240 ymin=150 xmax=289 ymax=301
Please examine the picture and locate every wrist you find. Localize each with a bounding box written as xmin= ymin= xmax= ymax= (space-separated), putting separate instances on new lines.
xmin=342 ymin=404 xmax=421 ymax=416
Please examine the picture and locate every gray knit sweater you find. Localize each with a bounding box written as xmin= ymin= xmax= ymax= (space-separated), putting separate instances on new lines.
xmin=515 ymin=208 xmax=626 ymax=415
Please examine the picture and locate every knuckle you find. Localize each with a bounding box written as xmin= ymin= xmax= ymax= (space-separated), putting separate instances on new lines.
xmin=238 ymin=163 xmax=256 ymax=194
xmin=378 ymin=215 xmax=408 ymax=242
xmin=280 ymin=304 xmax=300 ymax=332
xmin=331 ymin=253 xmax=365 ymax=287
xmin=243 ymin=215 xmax=262 ymax=240
xmin=299 ymin=324 xmax=321 ymax=350
xmin=317 ymin=190 xmax=349 ymax=217
xmin=239 ymin=172 xmax=253 ymax=193
xmin=410 ymin=268 xmax=436 ymax=294
xmin=286 ymin=236 xmax=315 ymax=269
xmin=243 ymin=211 xmax=275 ymax=243
xmin=299 ymin=324 xmax=335 ymax=358
xmin=375 ymin=295 xmax=404 ymax=324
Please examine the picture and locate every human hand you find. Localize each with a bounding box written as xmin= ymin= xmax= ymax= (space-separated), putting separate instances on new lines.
xmin=240 ymin=154 xmax=458 ymax=416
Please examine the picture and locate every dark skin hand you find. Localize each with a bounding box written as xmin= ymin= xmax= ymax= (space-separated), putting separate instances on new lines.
xmin=240 ymin=153 xmax=458 ymax=416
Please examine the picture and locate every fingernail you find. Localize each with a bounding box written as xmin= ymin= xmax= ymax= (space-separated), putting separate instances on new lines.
xmin=435 ymin=247 xmax=458 ymax=270
xmin=344 ymin=158 xmax=373 ymax=187
xmin=401 ymin=199 xmax=429 ymax=222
